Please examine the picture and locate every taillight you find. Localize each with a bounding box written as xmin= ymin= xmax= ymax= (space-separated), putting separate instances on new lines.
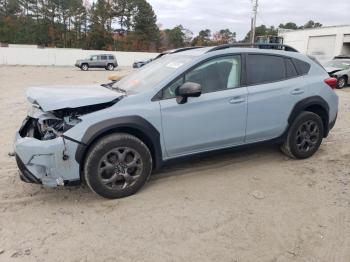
xmin=324 ymin=77 xmax=337 ymax=90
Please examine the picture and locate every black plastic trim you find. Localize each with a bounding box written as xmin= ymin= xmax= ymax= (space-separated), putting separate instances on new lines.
xmin=16 ymin=155 xmax=42 ymax=184
xmin=288 ymin=96 xmax=330 ymax=137
xmin=75 ymin=116 xmax=163 ymax=170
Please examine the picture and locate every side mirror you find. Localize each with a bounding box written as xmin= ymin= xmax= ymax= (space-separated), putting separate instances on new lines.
xmin=176 ymin=82 xmax=202 ymax=104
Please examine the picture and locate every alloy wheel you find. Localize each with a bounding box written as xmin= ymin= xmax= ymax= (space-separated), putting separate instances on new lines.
xmin=295 ymin=120 xmax=320 ymax=153
xmin=97 ymin=147 xmax=143 ymax=190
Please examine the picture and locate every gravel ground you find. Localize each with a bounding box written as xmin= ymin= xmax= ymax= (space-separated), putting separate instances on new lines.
xmin=0 ymin=66 xmax=349 ymax=262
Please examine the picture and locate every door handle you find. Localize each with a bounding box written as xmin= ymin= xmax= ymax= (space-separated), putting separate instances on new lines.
xmin=229 ymin=96 xmax=246 ymax=104
xmin=291 ymin=88 xmax=305 ymax=95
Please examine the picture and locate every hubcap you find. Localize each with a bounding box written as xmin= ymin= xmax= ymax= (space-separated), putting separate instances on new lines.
xmin=295 ymin=120 xmax=320 ymax=153
xmin=98 ymin=147 xmax=143 ymax=190
xmin=338 ymin=78 xmax=345 ymax=88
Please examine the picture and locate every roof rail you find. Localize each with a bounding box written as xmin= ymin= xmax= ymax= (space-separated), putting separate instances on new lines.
xmin=207 ymin=43 xmax=299 ymax=53
xmin=166 ymin=46 xmax=204 ymax=54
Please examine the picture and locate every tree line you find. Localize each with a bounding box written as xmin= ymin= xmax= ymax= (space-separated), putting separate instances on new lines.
xmin=0 ymin=0 xmax=322 ymax=51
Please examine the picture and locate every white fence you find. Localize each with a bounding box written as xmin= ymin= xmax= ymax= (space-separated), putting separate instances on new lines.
xmin=0 ymin=47 xmax=159 ymax=67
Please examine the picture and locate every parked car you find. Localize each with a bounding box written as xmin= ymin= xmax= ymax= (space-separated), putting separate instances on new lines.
xmin=324 ymin=56 xmax=350 ymax=89
xmin=132 ymin=47 xmax=203 ymax=68
xmin=132 ymin=58 xmax=154 ymax=68
xmin=15 ymin=45 xmax=338 ymax=199
xmin=75 ymin=54 xmax=118 ymax=71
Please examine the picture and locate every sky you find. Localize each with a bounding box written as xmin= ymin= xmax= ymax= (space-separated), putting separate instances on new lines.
xmin=147 ymin=0 xmax=350 ymax=40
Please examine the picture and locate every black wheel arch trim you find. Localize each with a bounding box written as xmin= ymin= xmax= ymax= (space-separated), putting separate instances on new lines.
xmin=288 ymin=96 xmax=331 ymax=137
xmin=75 ymin=116 xmax=163 ymax=170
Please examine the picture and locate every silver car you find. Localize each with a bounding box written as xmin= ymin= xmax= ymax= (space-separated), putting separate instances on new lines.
xmin=324 ymin=57 xmax=350 ymax=89
xmin=75 ymin=54 xmax=118 ymax=71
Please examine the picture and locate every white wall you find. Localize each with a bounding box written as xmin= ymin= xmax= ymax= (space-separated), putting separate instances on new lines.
xmin=0 ymin=47 xmax=159 ymax=67
xmin=279 ymin=25 xmax=350 ymax=62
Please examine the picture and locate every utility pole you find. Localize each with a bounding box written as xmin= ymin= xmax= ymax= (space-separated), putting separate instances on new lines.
xmin=250 ymin=0 xmax=258 ymax=45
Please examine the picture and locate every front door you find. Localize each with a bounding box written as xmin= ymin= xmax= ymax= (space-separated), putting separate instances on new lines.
xmin=159 ymin=55 xmax=248 ymax=158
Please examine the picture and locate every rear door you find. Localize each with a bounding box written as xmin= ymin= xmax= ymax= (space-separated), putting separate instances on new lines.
xmin=100 ymin=55 xmax=108 ymax=67
xmin=245 ymin=54 xmax=309 ymax=142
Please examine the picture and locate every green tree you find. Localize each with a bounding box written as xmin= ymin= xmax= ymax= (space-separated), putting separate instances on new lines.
xmin=166 ymin=25 xmax=186 ymax=48
xmin=132 ymin=0 xmax=159 ymax=50
xmin=279 ymin=22 xmax=298 ymax=30
xmin=302 ymin=20 xmax=322 ymax=29
xmin=213 ymin=29 xmax=236 ymax=44
xmin=87 ymin=0 xmax=113 ymax=50
xmin=192 ymin=29 xmax=212 ymax=46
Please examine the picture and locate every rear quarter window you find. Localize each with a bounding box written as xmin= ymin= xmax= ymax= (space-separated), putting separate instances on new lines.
xmin=292 ymin=59 xmax=311 ymax=75
xmin=109 ymin=55 xmax=115 ymax=60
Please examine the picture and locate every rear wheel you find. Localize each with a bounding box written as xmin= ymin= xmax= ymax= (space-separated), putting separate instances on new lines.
xmin=337 ymin=76 xmax=347 ymax=89
xmin=84 ymin=133 xmax=152 ymax=199
xmin=106 ymin=64 xmax=115 ymax=71
xmin=81 ymin=63 xmax=89 ymax=71
xmin=281 ymin=111 xmax=324 ymax=159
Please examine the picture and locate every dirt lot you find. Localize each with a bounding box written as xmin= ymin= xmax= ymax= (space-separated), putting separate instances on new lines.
xmin=0 ymin=66 xmax=349 ymax=262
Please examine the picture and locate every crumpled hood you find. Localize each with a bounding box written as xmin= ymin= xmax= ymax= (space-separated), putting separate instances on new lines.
xmin=325 ymin=67 xmax=344 ymax=74
xmin=26 ymin=85 xmax=124 ymax=111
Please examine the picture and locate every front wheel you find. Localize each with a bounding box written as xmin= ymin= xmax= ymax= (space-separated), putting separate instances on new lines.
xmin=281 ymin=111 xmax=324 ymax=159
xmin=81 ymin=64 xmax=89 ymax=71
xmin=84 ymin=133 xmax=152 ymax=199
xmin=337 ymin=76 xmax=347 ymax=89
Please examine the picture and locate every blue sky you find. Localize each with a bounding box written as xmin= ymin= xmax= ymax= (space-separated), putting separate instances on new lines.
xmin=147 ymin=0 xmax=350 ymax=40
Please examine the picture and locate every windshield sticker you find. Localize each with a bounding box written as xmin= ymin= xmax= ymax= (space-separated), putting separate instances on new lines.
xmin=166 ymin=62 xmax=184 ymax=69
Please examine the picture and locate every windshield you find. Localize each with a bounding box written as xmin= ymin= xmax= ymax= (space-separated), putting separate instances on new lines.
xmin=113 ymin=55 xmax=194 ymax=93
xmin=324 ymin=60 xmax=350 ymax=69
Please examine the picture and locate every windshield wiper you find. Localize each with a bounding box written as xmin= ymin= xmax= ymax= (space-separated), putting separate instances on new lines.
xmin=101 ymin=83 xmax=127 ymax=93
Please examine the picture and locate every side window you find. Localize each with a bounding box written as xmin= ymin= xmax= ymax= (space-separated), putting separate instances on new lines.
xmin=109 ymin=55 xmax=115 ymax=60
xmin=185 ymin=56 xmax=241 ymax=94
xmin=285 ymin=58 xmax=298 ymax=78
xmin=247 ymin=54 xmax=286 ymax=85
xmin=293 ymin=59 xmax=311 ymax=75
xmin=91 ymin=55 xmax=98 ymax=61
xmin=163 ymin=77 xmax=184 ymax=99
xmin=101 ymin=55 xmax=108 ymax=60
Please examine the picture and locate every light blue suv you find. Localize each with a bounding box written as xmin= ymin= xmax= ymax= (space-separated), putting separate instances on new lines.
xmin=14 ymin=45 xmax=339 ymax=199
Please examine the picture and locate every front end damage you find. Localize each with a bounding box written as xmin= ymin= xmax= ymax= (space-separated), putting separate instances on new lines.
xmin=14 ymin=106 xmax=84 ymax=187
xmin=14 ymin=85 xmax=124 ymax=187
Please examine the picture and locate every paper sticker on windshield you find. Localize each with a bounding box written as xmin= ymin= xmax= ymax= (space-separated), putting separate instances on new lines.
xmin=166 ymin=62 xmax=183 ymax=69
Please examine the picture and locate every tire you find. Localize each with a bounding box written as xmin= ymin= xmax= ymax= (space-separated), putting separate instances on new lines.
xmin=81 ymin=63 xmax=89 ymax=71
xmin=84 ymin=133 xmax=152 ymax=199
xmin=337 ymin=76 xmax=347 ymax=89
xmin=106 ymin=64 xmax=114 ymax=71
xmin=281 ymin=111 xmax=324 ymax=159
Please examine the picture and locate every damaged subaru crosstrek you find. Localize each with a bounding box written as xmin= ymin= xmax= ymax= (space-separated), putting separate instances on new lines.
xmin=14 ymin=45 xmax=339 ymax=199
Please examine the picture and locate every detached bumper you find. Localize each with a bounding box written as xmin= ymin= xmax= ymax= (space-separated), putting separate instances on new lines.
xmin=14 ymin=132 xmax=81 ymax=187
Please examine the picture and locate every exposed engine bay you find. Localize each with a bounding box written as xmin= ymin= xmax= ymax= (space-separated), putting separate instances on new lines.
xmin=20 ymin=101 xmax=117 ymax=140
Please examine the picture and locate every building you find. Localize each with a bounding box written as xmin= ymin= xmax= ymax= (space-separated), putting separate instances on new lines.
xmin=278 ymin=25 xmax=350 ymax=63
